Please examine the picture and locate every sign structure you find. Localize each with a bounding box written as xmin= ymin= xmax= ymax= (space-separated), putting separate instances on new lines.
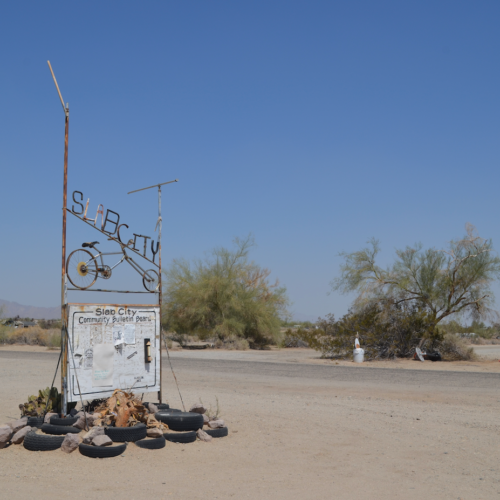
xmin=66 ymin=303 xmax=160 ymax=402
xmin=47 ymin=61 xmax=177 ymax=412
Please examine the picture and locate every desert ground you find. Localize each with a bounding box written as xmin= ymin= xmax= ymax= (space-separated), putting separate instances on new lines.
xmin=0 ymin=346 xmax=499 ymax=500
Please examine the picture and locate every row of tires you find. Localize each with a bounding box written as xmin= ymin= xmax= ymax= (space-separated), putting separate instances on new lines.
xmin=39 ymin=410 xmax=206 ymax=437
xmin=23 ymin=427 xmax=229 ymax=457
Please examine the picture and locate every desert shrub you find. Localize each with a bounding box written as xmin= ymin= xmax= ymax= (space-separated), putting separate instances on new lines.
xmin=438 ymin=333 xmax=477 ymax=361
xmin=281 ymin=330 xmax=309 ymax=347
xmin=0 ymin=326 xmax=61 ymax=347
xmin=163 ymin=236 xmax=289 ymax=348
xmin=214 ymin=335 xmax=249 ymax=350
xmin=295 ymin=304 xmax=437 ymax=360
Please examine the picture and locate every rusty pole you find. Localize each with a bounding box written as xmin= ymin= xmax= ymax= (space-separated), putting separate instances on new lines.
xmin=48 ymin=61 xmax=69 ymax=415
xmin=61 ymin=106 xmax=69 ymax=415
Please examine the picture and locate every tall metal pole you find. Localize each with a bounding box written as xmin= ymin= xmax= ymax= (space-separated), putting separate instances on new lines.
xmin=61 ymin=106 xmax=69 ymax=416
xmin=157 ymin=185 xmax=162 ymax=403
xmin=48 ymin=61 xmax=69 ymax=416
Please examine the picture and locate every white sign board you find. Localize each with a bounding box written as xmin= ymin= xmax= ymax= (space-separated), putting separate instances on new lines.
xmin=66 ymin=303 xmax=160 ymax=402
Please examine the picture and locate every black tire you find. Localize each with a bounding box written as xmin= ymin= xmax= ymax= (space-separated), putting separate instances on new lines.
xmin=157 ymin=404 xmax=170 ymax=410
xmin=41 ymin=423 xmax=81 ymax=435
xmin=135 ymin=436 xmax=166 ymax=449
xmin=164 ymin=431 xmax=197 ymax=444
xmin=26 ymin=417 xmax=44 ymax=428
xmin=79 ymin=443 xmax=127 ymax=458
xmin=155 ymin=409 xmax=181 ymax=418
xmin=23 ymin=431 xmax=64 ymax=451
xmin=104 ymin=423 xmax=147 ymax=443
xmin=50 ymin=416 xmax=78 ymax=427
xmin=155 ymin=411 xmax=204 ymax=431
xmin=205 ymin=427 xmax=229 ymax=438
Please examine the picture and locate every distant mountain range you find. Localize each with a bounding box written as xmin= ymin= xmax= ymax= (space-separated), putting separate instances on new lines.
xmin=0 ymin=299 xmax=60 ymax=319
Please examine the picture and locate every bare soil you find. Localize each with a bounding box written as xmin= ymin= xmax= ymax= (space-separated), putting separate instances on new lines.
xmin=0 ymin=346 xmax=499 ymax=499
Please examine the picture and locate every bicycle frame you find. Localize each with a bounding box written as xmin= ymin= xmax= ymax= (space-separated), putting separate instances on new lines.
xmin=88 ymin=245 xmax=153 ymax=281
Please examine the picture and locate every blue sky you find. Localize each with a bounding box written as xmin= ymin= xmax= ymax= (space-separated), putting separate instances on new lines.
xmin=1 ymin=1 xmax=499 ymax=321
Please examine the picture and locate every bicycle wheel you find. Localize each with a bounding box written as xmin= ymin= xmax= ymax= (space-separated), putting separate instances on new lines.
xmin=142 ymin=269 xmax=159 ymax=291
xmin=67 ymin=249 xmax=98 ymax=289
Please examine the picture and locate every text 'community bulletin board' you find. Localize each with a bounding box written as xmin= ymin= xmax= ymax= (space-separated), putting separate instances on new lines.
xmin=66 ymin=303 xmax=160 ymax=402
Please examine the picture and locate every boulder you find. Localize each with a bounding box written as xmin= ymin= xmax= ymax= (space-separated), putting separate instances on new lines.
xmin=72 ymin=415 xmax=89 ymax=430
xmin=0 ymin=426 xmax=13 ymax=446
xmin=208 ymin=419 xmax=225 ymax=429
xmin=203 ymin=414 xmax=210 ymax=425
xmin=12 ymin=426 xmax=32 ymax=444
xmin=9 ymin=418 xmax=28 ymax=433
xmin=44 ymin=412 xmax=58 ymax=424
xmin=61 ymin=433 xmax=80 ymax=453
xmin=189 ymin=404 xmax=207 ymax=414
xmin=82 ymin=426 xmax=105 ymax=444
xmin=92 ymin=435 xmax=112 ymax=447
xmin=146 ymin=427 xmax=163 ymax=438
xmin=196 ymin=429 xmax=212 ymax=442
xmin=147 ymin=403 xmax=159 ymax=414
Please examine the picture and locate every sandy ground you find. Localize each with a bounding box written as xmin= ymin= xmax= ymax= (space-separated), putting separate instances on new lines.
xmin=0 ymin=347 xmax=499 ymax=499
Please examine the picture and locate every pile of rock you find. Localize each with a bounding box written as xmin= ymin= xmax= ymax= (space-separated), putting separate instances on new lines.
xmin=0 ymin=417 xmax=32 ymax=448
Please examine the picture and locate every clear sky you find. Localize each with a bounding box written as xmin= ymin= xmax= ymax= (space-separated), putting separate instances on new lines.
xmin=1 ymin=1 xmax=499 ymax=321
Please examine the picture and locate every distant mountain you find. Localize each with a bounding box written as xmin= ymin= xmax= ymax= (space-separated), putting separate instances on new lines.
xmin=0 ymin=299 xmax=60 ymax=320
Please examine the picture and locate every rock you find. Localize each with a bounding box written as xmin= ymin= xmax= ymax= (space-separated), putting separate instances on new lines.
xmin=203 ymin=414 xmax=210 ymax=425
xmin=189 ymin=404 xmax=207 ymax=414
xmin=0 ymin=426 xmax=13 ymax=445
xmin=12 ymin=426 xmax=32 ymax=444
xmin=146 ymin=427 xmax=163 ymax=438
xmin=92 ymin=434 xmax=112 ymax=447
xmin=9 ymin=418 xmax=28 ymax=433
xmin=82 ymin=426 xmax=105 ymax=444
xmin=196 ymin=429 xmax=212 ymax=442
xmin=61 ymin=433 xmax=80 ymax=453
xmin=72 ymin=415 xmax=88 ymax=430
xmin=44 ymin=412 xmax=58 ymax=424
xmin=208 ymin=419 xmax=225 ymax=429
xmin=147 ymin=403 xmax=159 ymax=414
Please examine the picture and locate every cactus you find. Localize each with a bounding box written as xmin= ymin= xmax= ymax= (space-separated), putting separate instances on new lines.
xmin=19 ymin=387 xmax=61 ymax=416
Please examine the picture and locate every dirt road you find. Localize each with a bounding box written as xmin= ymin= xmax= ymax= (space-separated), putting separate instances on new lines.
xmin=0 ymin=348 xmax=499 ymax=499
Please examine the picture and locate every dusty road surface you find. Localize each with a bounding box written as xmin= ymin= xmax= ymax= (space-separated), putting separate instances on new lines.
xmin=0 ymin=347 xmax=499 ymax=500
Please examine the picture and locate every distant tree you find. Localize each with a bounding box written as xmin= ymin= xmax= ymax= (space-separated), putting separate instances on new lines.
xmin=163 ymin=236 xmax=289 ymax=346
xmin=331 ymin=224 xmax=500 ymax=329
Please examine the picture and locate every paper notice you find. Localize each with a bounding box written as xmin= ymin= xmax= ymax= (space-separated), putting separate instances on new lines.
xmin=83 ymin=348 xmax=93 ymax=370
xmin=92 ymin=344 xmax=114 ymax=386
xmin=124 ymin=324 xmax=136 ymax=345
xmin=113 ymin=325 xmax=124 ymax=346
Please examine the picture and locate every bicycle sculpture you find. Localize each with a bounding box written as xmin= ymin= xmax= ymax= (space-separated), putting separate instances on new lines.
xmin=66 ymin=239 xmax=159 ymax=291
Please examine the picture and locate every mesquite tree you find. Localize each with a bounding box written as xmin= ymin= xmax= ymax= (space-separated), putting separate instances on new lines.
xmin=331 ymin=224 xmax=500 ymax=328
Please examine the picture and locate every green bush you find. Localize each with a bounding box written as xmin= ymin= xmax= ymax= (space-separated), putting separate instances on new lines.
xmin=163 ymin=236 xmax=288 ymax=348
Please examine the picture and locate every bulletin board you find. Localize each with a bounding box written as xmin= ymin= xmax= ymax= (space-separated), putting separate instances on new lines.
xmin=66 ymin=303 xmax=160 ymax=402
